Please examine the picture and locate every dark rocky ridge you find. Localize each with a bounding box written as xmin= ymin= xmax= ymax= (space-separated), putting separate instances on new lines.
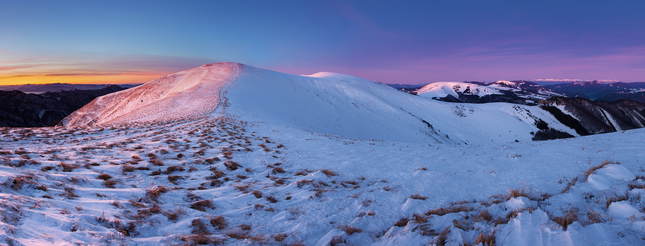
xmin=0 ymin=85 xmax=127 ymax=127
xmin=539 ymin=97 xmax=645 ymax=135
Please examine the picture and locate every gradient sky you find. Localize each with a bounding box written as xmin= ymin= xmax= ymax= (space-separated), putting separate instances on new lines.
xmin=1 ymin=0 xmax=644 ymax=85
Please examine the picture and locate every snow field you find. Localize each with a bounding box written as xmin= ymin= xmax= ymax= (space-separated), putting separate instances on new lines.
xmin=1 ymin=117 xmax=645 ymax=245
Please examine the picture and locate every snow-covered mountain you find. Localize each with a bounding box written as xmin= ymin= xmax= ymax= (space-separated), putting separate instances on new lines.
xmin=5 ymin=62 xmax=645 ymax=246
xmin=416 ymin=80 xmax=562 ymax=104
xmin=62 ymin=63 xmax=576 ymax=144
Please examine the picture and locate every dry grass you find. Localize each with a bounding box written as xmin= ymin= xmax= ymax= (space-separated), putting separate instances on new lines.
xmin=164 ymin=208 xmax=184 ymax=222
xmin=191 ymin=219 xmax=210 ymax=235
xmin=59 ymin=163 xmax=80 ymax=172
xmin=473 ymin=230 xmax=496 ymax=246
xmin=394 ymin=218 xmax=409 ymax=227
xmin=103 ymin=180 xmax=120 ymax=188
xmin=266 ymin=196 xmax=278 ymax=203
xmin=508 ymin=186 xmax=529 ymax=198
xmin=6 ymin=175 xmax=38 ymax=190
xmin=97 ymin=173 xmax=112 ymax=180
xmin=190 ymin=200 xmax=214 ymax=211
xmin=180 ymin=234 xmax=226 ymax=245
xmin=585 ymin=160 xmax=618 ymax=180
xmin=561 ymin=177 xmax=579 ymax=193
xmin=605 ymin=191 xmax=629 ymax=208
xmin=431 ymin=227 xmax=450 ymax=246
xmin=167 ymin=175 xmax=184 ymax=185
xmin=475 ymin=210 xmax=493 ymax=222
xmin=210 ymin=215 xmax=228 ymax=230
xmin=272 ymin=167 xmax=286 ymax=174
xmin=338 ymin=225 xmax=362 ymax=235
xmin=121 ymin=164 xmax=135 ymax=172
xmin=426 ymin=205 xmax=473 ymax=216
xmin=252 ymin=190 xmax=263 ymax=198
xmin=224 ymin=161 xmax=241 ymax=171
xmin=552 ymin=207 xmax=579 ymax=230
xmin=164 ymin=165 xmax=185 ymax=174
xmin=412 ymin=213 xmax=428 ymax=224
xmin=62 ymin=187 xmax=79 ymax=199
xmin=410 ymin=193 xmax=428 ymax=200
xmin=146 ymin=185 xmax=168 ymax=202
xmin=321 ymin=169 xmax=338 ymax=178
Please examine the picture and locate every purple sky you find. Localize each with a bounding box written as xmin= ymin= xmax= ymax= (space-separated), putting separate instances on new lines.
xmin=1 ymin=0 xmax=644 ymax=85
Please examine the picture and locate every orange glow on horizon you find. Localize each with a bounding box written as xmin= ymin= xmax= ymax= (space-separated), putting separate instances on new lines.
xmin=0 ymin=72 xmax=167 ymax=86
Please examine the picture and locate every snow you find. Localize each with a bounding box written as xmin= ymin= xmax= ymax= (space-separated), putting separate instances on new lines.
xmin=61 ymin=62 xmax=240 ymax=126
xmin=416 ymin=82 xmax=501 ymax=98
xmin=3 ymin=63 xmax=645 ymax=245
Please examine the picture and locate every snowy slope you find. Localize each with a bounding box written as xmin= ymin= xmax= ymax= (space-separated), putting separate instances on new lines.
xmin=63 ymin=63 xmax=576 ymax=144
xmin=2 ymin=115 xmax=645 ymax=245
xmin=61 ymin=63 xmax=240 ymax=126
xmin=417 ymin=80 xmax=563 ymax=101
xmin=416 ymin=82 xmax=502 ymax=98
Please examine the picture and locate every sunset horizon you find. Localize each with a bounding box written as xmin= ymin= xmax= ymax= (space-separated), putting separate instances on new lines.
xmin=2 ymin=1 xmax=644 ymax=86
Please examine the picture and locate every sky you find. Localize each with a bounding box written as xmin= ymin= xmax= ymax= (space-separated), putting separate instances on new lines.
xmin=1 ymin=0 xmax=644 ymax=85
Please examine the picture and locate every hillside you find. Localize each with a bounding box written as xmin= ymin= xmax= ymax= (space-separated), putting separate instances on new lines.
xmin=415 ymin=81 xmax=562 ymax=105
xmin=2 ymin=63 xmax=645 ymax=245
xmin=0 ymin=85 xmax=127 ymax=127
xmin=62 ymin=63 xmax=575 ymax=145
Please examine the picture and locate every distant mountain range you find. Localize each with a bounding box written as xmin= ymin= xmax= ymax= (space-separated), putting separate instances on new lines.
xmin=2 ymin=72 xmax=645 ymax=143
xmin=389 ymin=80 xmax=645 ymax=104
xmin=0 ymin=82 xmax=141 ymax=94
xmin=0 ymin=85 xmax=131 ymax=127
